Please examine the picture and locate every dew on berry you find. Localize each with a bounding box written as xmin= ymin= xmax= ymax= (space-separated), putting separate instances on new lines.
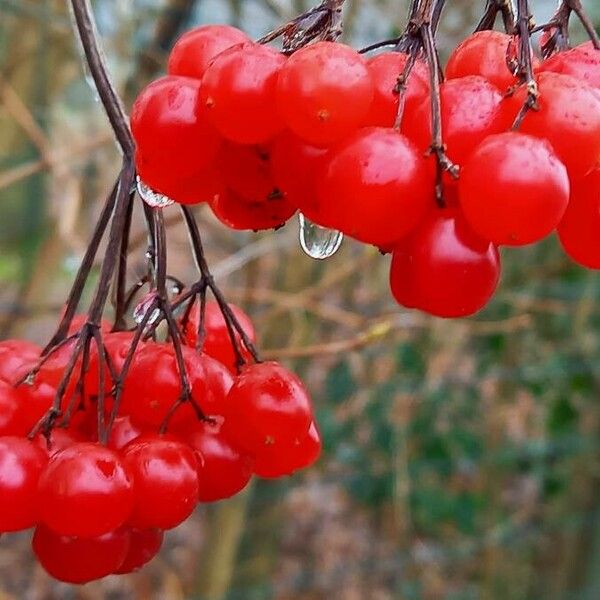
xmin=136 ymin=177 xmax=175 ymax=208
xmin=298 ymin=213 xmax=343 ymax=260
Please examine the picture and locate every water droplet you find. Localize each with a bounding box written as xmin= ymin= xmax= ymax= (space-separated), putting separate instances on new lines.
xmin=133 ymin=293 xmax=161 ymax=326
xmin=25 ymin=372 xmax=36 ymax=386
xmin=136 ymin=177 xmax=175 ymax=208
xmin=298 ymin=213 xmax=343 ymax=260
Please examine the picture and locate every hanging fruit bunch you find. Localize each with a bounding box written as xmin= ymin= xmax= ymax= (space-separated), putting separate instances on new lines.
xmin=0 ymin=0 xmax=598 ymax=585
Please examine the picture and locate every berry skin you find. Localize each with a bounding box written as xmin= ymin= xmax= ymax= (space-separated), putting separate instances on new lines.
xmin=315 ymin=127 xmax=433 ymax=248
xmin=33 ymin=524 xmax=131 ymax=584
xmin=445 ymin=30 xmax=529 ymax=91
xmin=108 ymin=416 xmax=144 ymax=451
xmin=0 ymin=436 xmax=47 ymax=532
xmin=131 ymin=76 xmax=222 ymax=201
xmin=221 ymin=362 xmax=313 ymax=456
xmin=390 ymin=209 xmax=501 ymax=318
xmin=121 ymin=434 xmax=199 ymax=530
xmin=459 ymin=132 xmax=570 ymax=246
xmin=0 ymin=381 xmax=28 ymax=436
xmin=539 ymin=41 xmax=600 ymax=91
xmin=254 ymin=420 xmax=322 ymax=479
xmin=0 ymin=339 xmax=41 ymax=384
xmin=276 ymin=41 xmax=374 ymax=146
xmin=37 ymin=442 xmax=134 ymax=538
xmin=365 ymin=52 xmax=429 ymax=127
xmin=34 ymin=428 xmax=83 ymax=457
xmin=183 ymin=300 xmax=256 ymax=373
xmin=200 ymin=43 xmax=285 ymax=144
xmin=403 ymin=75 xmax=505 ymax=167
xmin=558 ymin=168 xmax=600 ymax=269
xmin=500 ymin=72 xmax=600 ymax=180
xmin=168 ymin=25 xmax=250 ymax=80
xmin=183 ymin=418 xmax=254 ymax=502
xmin=114 ymin=528 xmax=164 ymax=574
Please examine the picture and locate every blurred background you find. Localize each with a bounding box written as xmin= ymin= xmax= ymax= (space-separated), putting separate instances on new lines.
xmin=1 ymin=0 xmax=600 ymax=598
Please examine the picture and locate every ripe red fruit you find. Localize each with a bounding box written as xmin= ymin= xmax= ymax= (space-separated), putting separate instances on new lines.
xmin=270 ymin=131 xmax=328 ymax=221
xmin=390 ymin=209 xmax=501 ymax=318
xmin=200 ymin=43 xmax=285 ymax=144
xmin=34 ymin=428 xmax=83 ymax=457
xmin=254 ymin=421 xmax=322 ymax=479
xmin=459 ymin=132 xmax=570 ymax=246
xmin=0 ymin=381 xmax=28 ymax=436
xmin=114 ymin=528 xmax=164 ymax=574
xmin=558 ymin=168 xmax=600 ymax=269
xmin=33 ymin=524 xmax=130 ymax=584
xmin=221 ymin=362 xmax=313 ymax=455
xmin=315 ymin=127 xmax=432 ymax=247
xmin=183 ymin=301 xmax=256 ymax=373
xmin=210 ymin=188 xmax=296 ymax=231
xmin=365 ymin=52 xmax=429 ymax=127
xmin=445 ymin=30 xmax=525 ymax=91
xmin=37 ymin=442 xmax=134 ymax=538
xmin=168 ymin=24 xmax=250 ymax=79
xmin=501 ymin=72 xmax=600 ymax=180
xmin=276 ymin=41 xmax=374 ymax=146
xmin=0 ymin=339 xmax=40 ymax=384
xmin=403 ymin=75 xmax=505 ymax=167
xmin=539 ymin=41 xmax=600 ymax=91
xmin=131 ymin=76 xmax=222 ymax=201
xmin=184 ymin=418 xmax=254 ymax=502
xmin=120 ymin=344 xmax=233 ymax=426
xmin=0 ymin=436 xmax=47 ymax=532
xmin=108 ymin=416 xmax=144 ymax=450
xmin=121 ymin=434 xmax=199 ymax=530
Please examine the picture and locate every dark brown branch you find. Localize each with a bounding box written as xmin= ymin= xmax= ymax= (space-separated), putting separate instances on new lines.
xmin=476 ymin=0 xmax=516 ymax=33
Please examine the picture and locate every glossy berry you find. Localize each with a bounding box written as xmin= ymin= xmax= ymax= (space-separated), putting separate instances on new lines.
xmin=33 ymin=524 xmax=130 ymax=584
xmin=184 ymin=418 xmax=254 ymax=502
xmin=114 ymin=528 xmax=164 ymax=574
xmin=34 ymin=428 xmax=83 ymax=457
xmin=254 ymin=421 xmax=322 ymax=479
xmin=459 ymin=132 xmax=570 ymax=246
xmin=270 ymin=131 xmax=328 ymax=222
xmin=445 ymin=30 xmax=524 ymax=91
xmin=558 ymin=168 xmax=600 ymax=269
xmin=403 ymin=75 xmax=505 ymax=167
xmin=121 ymin=435 xmax=199 ymax=530
xmin=0 ymin=381 xmax=27 ymax=436
xmin=366 ymin=52 xmax=429 ymax=127
xmin=183 ymin=300 xmax=256 ymax=373
xmin=501 ymin=72 xmax=600 ymax=179
xmin=108 ymin=416 xmax=144 ymax=450
xmin=276 ymin=41 xmax=374 ymax=146
xmin=539 ymin=41 xmax=600 ymax=91
xmin=315 ymin=127 xmax=432 ymax=248
xmin=221 ymin=362 xmax=313 ymax=455
xmin=131 ymin=76 xmax=222 ymax=202
xmin=37 ymin=443 xmax=134 ymax=538
xmin=0 ymin=436 xmax=47 ymax=532
xmin=200 ymin=43 xmax=285 ymax=144
xmin=168 ymin=25 xmax=250 ymax=79
xmin=120 ymin=344 xmax=233 ymax=426
xmin=390 ymin=209 xmax=501 ymax=318
xmin=0 ymin=339 xmax=41 ymax=384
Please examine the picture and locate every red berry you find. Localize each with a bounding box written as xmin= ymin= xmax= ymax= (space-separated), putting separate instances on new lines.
xmin=0 ymin=381 xmax=28 ymax=436
xmin=365 ymin=52 xmax=429 ymax=126
xmin=254 ymin=420 xmax=322 ymax=479
xmin=221 ymin=362 xmax=313 ymax=455
xmin=446 ymin=31 xmax=525 ymax=91
xmin=276 ymin=41 xmax=374 ymax=146
xmin=390 ymin=209 xmax=501 ymax=318
xmin=459 ymin=132 xmax=570 ymax=245
xmin=539 ymin=41 xmax=600 ymax=91
xmin=200 ymin=43 xmax=285 ymax=144
xmin=500 ymin=72 xmax=600 ymax=180
xmin=121 ymin=434 xmax=199 ymax=530
xmin=403 ymin=75 xmax=505 ymax=167
xmin=34 ymin=428 xmax=83 ymax=457
xmin=183 ymin=301 xmax=256 ymax=373
xmin=0 ymin=436 xmax=47 ymax=532
xmin=114 ymin=528 xmax=164 ymax=574
xmin=108 ymin=416 xmax=144 ymax=450
xmin=33 ymin=524 xmax=130 ymax=584
xmin=184 ymin=418 xmax=254 ymax=502
xmin=168 ymin=25 xmax=250 ymax=79
xmin=131 ymin=76 xmax=222 ymax=201
xmin=0 ymin=340 xmax=41 ymax=384
xmin=315 ymin=127 xmax=433 ymax=247
xmin=558 ymin=168 xmax=600 ymax=269
xmin=37 ymin=442 xmax=134 ymax=538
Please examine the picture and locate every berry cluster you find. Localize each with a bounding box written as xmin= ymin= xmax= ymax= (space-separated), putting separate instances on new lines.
xmin=132 ymin=26 xmax=600 ymax=319
xmin=0 ymin=303 xmax=319 ymax=583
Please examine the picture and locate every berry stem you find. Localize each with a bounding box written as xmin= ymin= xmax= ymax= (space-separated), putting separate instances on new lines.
xmin=476 ymin=0 xmax=516 ymax=33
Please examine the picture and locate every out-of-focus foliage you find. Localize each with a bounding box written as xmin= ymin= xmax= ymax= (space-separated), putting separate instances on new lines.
xmin=1 ymin=1 xmax=599 ymax=599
